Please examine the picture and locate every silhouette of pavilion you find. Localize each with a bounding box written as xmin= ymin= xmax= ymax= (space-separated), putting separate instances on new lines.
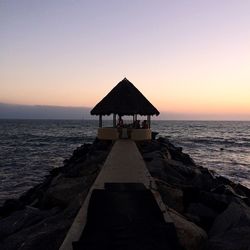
xmin=91 ymin=78 xmax=160 ymax=140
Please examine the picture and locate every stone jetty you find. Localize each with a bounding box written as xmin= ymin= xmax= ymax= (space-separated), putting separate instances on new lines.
xmin=0 ymin=137 xmax=250 ymax=250
xmin=60 ymin=139 xmax=176 ymax=250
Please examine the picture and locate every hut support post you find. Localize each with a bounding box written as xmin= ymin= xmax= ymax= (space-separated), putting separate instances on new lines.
xmin=113 ymin=114 xmax=116 ymax=128
xmin=99 ymin=115 xmax=102 ymax=128
xmin=133 ymin=114 xmax=136 ymax=123
xmin=147 ymin=115 xmax=151 ymax=128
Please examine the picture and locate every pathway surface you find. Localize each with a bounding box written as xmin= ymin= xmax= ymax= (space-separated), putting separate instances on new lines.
xmin=60 ymin=140 xmax=173 ymax=250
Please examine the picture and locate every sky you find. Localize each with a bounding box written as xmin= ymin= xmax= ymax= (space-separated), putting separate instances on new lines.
xmin=1 ymin=0 xmax=250 ymax=120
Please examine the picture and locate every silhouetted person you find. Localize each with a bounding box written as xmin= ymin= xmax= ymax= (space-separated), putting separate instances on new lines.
xmin=117 ymin=116 xmax=123 ymax=128
xmin=135 ymin=120 xmax=140 ymax=129
xmin=142 ymin=120 xmax=148 ymax=129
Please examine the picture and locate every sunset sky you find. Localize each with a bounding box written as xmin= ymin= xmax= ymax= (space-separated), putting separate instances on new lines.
xmin=1 ymin=1 xmax=250 ymax=120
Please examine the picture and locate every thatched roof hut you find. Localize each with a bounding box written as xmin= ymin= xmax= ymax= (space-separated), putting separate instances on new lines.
xmin=91 ymin=78 xmax=160 ymax=116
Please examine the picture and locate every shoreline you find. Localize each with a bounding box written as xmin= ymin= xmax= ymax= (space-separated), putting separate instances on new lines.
xmin=0 ymin=137 xmax=250 ymax=250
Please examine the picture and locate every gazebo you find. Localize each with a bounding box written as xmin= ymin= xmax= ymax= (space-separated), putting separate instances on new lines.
xmin=90 ymin=78 xmax=160 ymax=140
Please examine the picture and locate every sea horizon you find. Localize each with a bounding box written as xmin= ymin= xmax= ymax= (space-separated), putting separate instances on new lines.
xmin=1 ymin=118 xmax=250 ymax=122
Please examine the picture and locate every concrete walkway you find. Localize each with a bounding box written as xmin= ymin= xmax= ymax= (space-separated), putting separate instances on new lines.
xmin=60 ymin=140 xmax=172 ymax=250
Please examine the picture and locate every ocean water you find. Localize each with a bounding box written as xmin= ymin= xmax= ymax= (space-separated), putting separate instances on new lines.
xmin=153 ymin=120 xmax=250 ymax=188
xmin=0 ymin=119 xmax=249 ymax=205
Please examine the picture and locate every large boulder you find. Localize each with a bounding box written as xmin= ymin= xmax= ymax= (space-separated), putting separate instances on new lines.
xmin=138 ymin=140 xmax=162 ymax=154
xmin=0 ymin=206 xmax=59 ymax=240
xmin=0 ymin=199 xmax=24 ymax=217
xmin=156 ymin=180 xmax=184 ymax=213
xmin=165 ymin=159 xmax=198 ymax=179
xmin=191 ymin=167 xmax=217 ymax=191
xmin=234 ymin=183 xmax=250 ymax=198
xmin=207 ymin=201 xmax=250 ymax=250
xmin=0 ymin=195 xmax=82 ymax=250
xmin=207 ymin=227 xmax=250 ymax=250
xmin=186 ymin=202 xmax=218 ymax=231
xmin=162 ymin=160 xmax=188 ymax=186
xmin=233 ymin=183 xmax=250 ymax=206
xmin=145 ymin=158 xmax=169 ymax=180
xmin=42 ymin=175 xmax=95 ymax=207
xmin=211 ymin=184 xmax=249 ymax=205
xmin=88 ymin=150 xmax=110 ymax=164
xmin=168 ymin=208 xmax=207 ymax=250
xmin=157 ymin=137 xmax=196 ymax=166
xmin=199 ymin=191 xmax=239 ymax=213
xmin=143 ymin=150 xmax=164 ymax=162
xmin=0 ymin=213 xmax=71 ymax=250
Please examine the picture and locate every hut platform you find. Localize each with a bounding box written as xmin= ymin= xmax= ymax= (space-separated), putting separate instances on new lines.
xmin=60 ymin=140 xmax=179 ymax=250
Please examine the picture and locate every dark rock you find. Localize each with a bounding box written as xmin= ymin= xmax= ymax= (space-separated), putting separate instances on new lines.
xmin=165 ymin=159 xmax=197 ymax=179
xmin=49 ymin=167 xmax=62 ymax=177
xmin=234 ymin=183 xmax=250 ymax=196
xmin=207 ymin=201 xmax=250 ymax=250
xmin=62 ymin=193 xmax=85 ymax=219
xmin=138 ymin=140 xmax=162 ymax=154
xmin=148 ymin=158 xmax=187 ymax=186
xmin=92 ymin=138 xmax=112 ymax=150
xmin=61 ymin=143 xmax=93 ymax=170
xmin=0 ymin=206 xmax=59 ymax=240
xmin=168 ymin=207 xmax=207 ymax=250
xmin=191 ymin=167 xmax=217 ymax=191
xmin=186 ymin=203 xmax=218 ymax=231
xmin=234 ymin=183 xmax=250 ymax=206
xmin=151 ymin=131 xmax=159 ymax=140
xmin=73 ymin=143 xmax=91 ymax=158
xmin=211 ymin=184 xmax=248 ymax=202
xmin=215 ymin=176 xmax=234 ymax=186
xmin=156 ymin=137 xmax=195 ymax=166
xmin=0 ymin=199 xmax=24 ymax=217
xmin=156 ymin=180 xmax=184 ymax=213
xmin=171 ymin=151 xmax=195 ymax=166
xmin=143 ymin=150 xmax=163 ymax=161
xmin=1 ymin=193 xmax=84 ymax=250
xmin=42 ymin=175 xmax=95 ymax=208
xmin=88 ymin=150 xmax=110 ymax=164
xmin=176 ymin=146 xmax=183 ymax=153
xmin=1 ymin=214 xmax=72 ymax=250
xmin=209 ymin=201 xmax=250 ymax=237
xmin=157 ymin=137 xmax=173 ymax=146
xmin=62 ymin=162 xmax=83 ymax=177
xmin=62 ymin=150 xmax=107 ymax=178
xmin=19 ymin=175 xmax=54 ymax=207
xmin=63 ymin=159 xmax=69 ymax=165
xmin=207 ymin=226 xmax=250 ymax=250
xmin=144 ymin=156 xmax=163 ymax=173
xmin=199 ymin=191 xmax=234 ymax=213
xmin=183 ymin=187 xmax=201 ymax=208
xmin=79 ymin=162 xmax=100 ymax=177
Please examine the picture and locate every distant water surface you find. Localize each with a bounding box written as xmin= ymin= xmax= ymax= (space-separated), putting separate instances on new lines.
xmin=0 ymin=120 xmax=97 ymax=205
xmin=153 ymin=120 xmax=250 ymax=188
xmin=0 ymin=119 xmax=249 ymax=205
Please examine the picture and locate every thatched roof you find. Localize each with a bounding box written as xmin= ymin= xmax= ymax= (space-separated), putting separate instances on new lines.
xmin=91 ymin=78 xmax=160 ymax=116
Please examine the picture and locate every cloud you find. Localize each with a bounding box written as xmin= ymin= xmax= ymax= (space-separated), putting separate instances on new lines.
xmin=0 ymin=103 xmax=92 ymax=119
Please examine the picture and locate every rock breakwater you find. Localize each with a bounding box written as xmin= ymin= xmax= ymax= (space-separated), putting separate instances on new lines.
xmin=138 ymin=137 xmax=250 ymax=250
xmin=0 ymin=137 xmax=250 ymax=250
xmin=0 ymin=139 xmax=112 ymax=250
